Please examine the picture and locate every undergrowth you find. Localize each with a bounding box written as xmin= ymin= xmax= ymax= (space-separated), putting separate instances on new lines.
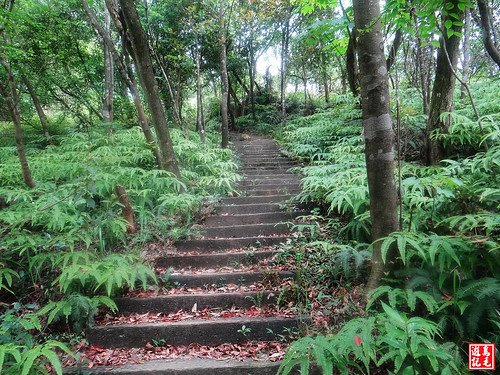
xmin=274 ymin=81 xmax=499 ymax=373
xmin=0 ymin=122 xmax=239 ymax=373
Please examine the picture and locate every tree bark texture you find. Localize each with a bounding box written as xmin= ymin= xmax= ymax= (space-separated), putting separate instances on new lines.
xmin=119 ymin=0 xmax=180 ymax=177
xmin=425 ymin=0 xmax=464 ymax=165
xmin=103 ymin=7 xmax=114 ymax=123
xmin=280 ymin=13 xmax=290 ymax=121
xmin=346 ymin=30 xmax=359 ymax=96
xmin=353 ymin=0 xmax=399 ymax=298
xmin=477 ymin=0 xmax=500 ymax=68
xmin=82 ymin=0 xmax=162 ymax=167
xmin=219 ymin=12 xmax=230 ymax=148
xmin=386 ymin=29 xmax=403 ymax=71
xmin=115 ymin=185 xmax=137 ymax=234
xmin=22 ymin=75 xmax=51 ymax=143
xmin=194 ymin=45 xmax=205 ymax=143
xmin=0 ymin=58 xmax=36 ymax=188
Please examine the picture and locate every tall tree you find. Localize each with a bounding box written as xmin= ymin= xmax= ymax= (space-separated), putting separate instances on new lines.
xmin=353 ymin=0 xmax=399 ymax=297
xmin=118 ymin=0 xmax=180 ymax=177
xmin=22 ymin=75 xmax=52 ymax=143
xmin=425 ymin=0 xmax=465 ymax=165
xmin=218 ymin=0 xmax=230 ymax=148
xmin=102 ymin=7 xmax=114 ymax=123
xmin=81 ymin=0 xmax=162 ymax=167
xmin=476 ymin=0 xmax=500 ymax=68
xmin=0 ymin=57 xmax=36 ymax=188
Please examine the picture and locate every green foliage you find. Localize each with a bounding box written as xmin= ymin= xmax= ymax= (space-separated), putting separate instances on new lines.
xmin=37 ymin=294 xmax=116 ymax=333
xmin=1 ymin=304 xmax=72 ymax=375
xmin=279 ymin=305 xmax=461 ymax=375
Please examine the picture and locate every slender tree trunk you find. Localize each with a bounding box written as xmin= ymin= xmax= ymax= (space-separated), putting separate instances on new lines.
xmin=248 ymin=38 xmax=256 ymax=121
xmin=194 ymin=45 xmax=205 ymax=142
xmin=229 ymin=78 xmax=242 ymax=115
xmin=353 ymin=0 xmax=399 ymax=298
xmin=461 ymin=9 xmax=472 ymax=99
xmin=477 ymin=0 xmax=500 ymax=67
xmin=115 ymin=185 xmax=137 ymax=234
xmin=280 ymin=14 xmax=290 ymax=121
xmin=219 ymin=11 xmax=230 ymax=148
xmin=119 ymin=0 xmax=180 ymax=177
xmin=346 ymin=30 xmax=359 ymax=96
xmin=22 ymin=76 xmax=51 ymax=143
xmin=322 ymin=60 xmax=329 ymax=103
xmin=386 ymin=29 xmax=403 ymax=71
xmin=82 ymin=0 xmax=162 ymax=166
xmin=0 ymin=58 xmax=36 ymax=188
xmin=103 ymin=8 xmax=114 ymax=124
xmin=425 ymin=0 xmax=464 ymax=165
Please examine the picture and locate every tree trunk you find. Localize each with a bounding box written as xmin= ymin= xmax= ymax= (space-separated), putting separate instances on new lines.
xmin=103 ymin=7 xmax=114 ymax=124
xmin=353 ymin=0 xmax=399 ymax=299
xmin=229 ymin=78 xmax=242 ymax=116
xmin=194 ymin=45 xmax=205 ymax=143
xmin=22 ymin=76 xmax=51 ymax=143
xmin=0 ymin=58 xmax=36 ymax=188
xmin=461 ymin=9 xmax=472 ymax=99
xmin=346 ymin=30 xmax=359 ymax=96
xmin=119 ymin=0 xmax=180 ymax=177
xmin=280 ymin=14 xmax=290 ymax=121
xmin=248 ymin=38 xmax=256 ymax=122
xmin=477 ymin=0 xmax=500 ymax=68
xmin=82 ymin=0 xmax=162 ymax=167
xmin=386 ymin=29 xmax=403 ymax=71
xmin=219 ymin=12 xmax=230 ymax=148
xmin=425 ymin=0 xmax=464 ymax=165
xmin=115 ymin=185 xmax=137 ymax=234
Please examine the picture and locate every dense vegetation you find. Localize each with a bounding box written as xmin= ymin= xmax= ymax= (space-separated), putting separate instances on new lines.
xmin=0 ymin=0 xmax=498 ymax=373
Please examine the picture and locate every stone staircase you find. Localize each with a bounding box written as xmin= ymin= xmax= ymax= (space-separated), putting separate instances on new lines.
xmin=79 ymin=134 xmax=308 ymax=374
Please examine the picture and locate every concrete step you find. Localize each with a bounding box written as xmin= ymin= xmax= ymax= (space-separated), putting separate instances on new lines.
xmin=239 ymin=179 xmax=300 ymax=187
xmin=239 ymin=164 xmax=296 ymax=174
xmin=222 ymin=195 xmax=293 ymax=205
xmin=115 ymin=291 xmax=279 ymax=314
xmin=243 ymin=187 xmax=301 ymax=196
xmin=170 ymin=270 xmax=294 ymax=288
xmin=218 ymin=203 xmax=284 ymax=215
xmin=67 ymin=358 xmax=290 ymax=375
xmin=242 ymin=171 xmax=297 ymax=177
xmin=239 ymin=156 xmax=290 ymax=162
xmin=87 ymin=316 xmax=306 ymax=347
xmin=174 ymin=236 xmax=292 ymax=252
xmin=241 ymin=160 xmax=296 ymax=167
xmin=156 ymin=249 xmax=281 ymax=269
xmin=204 ymin=212 xmax=303 ymax=226
xmin=203 ymin=223 xmax=292 ymax=238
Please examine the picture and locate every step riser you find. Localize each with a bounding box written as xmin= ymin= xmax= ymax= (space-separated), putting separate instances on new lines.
xmin=175 ymin=236 xmax=291 ymax=252
xmin=222 ymin=195 xmax=293 ymax=205
xmin=242 ymin=188 xmax=301 ymax=196
xmin=219 ymin=203 xmax=283 ymax=215
xmin=204 ymin=212 xmax=302 ymax=226
xmin=204 ymin=223 xmax=292 ymax=238
xmin=115 ymin=291 xmax=277 ymax=314
xmin=170 ymin=271 xmax=293 ymax=288
xmin=156 ymin=250 xmax=279 ymax=269
xmin=242 ymin=172 xmax=297 ymax=177
xmin=87 ymin=317 xmax=304 ymax=348
xmin=239 ymin=180 xmax=299 ymax=187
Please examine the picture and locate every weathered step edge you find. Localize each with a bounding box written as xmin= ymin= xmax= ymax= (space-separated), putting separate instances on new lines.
xmin=87 ymin=316 xmax=309 ymax=347
xmin=174 ymin=236 xmax=292 ymax=252
xmin=155 ymin=249 xmax=281 ymax=268
xmin=115 ymin=291 xmax=279 ymax=314
xmin=169 ymin=270 xmax=294 ymax=288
